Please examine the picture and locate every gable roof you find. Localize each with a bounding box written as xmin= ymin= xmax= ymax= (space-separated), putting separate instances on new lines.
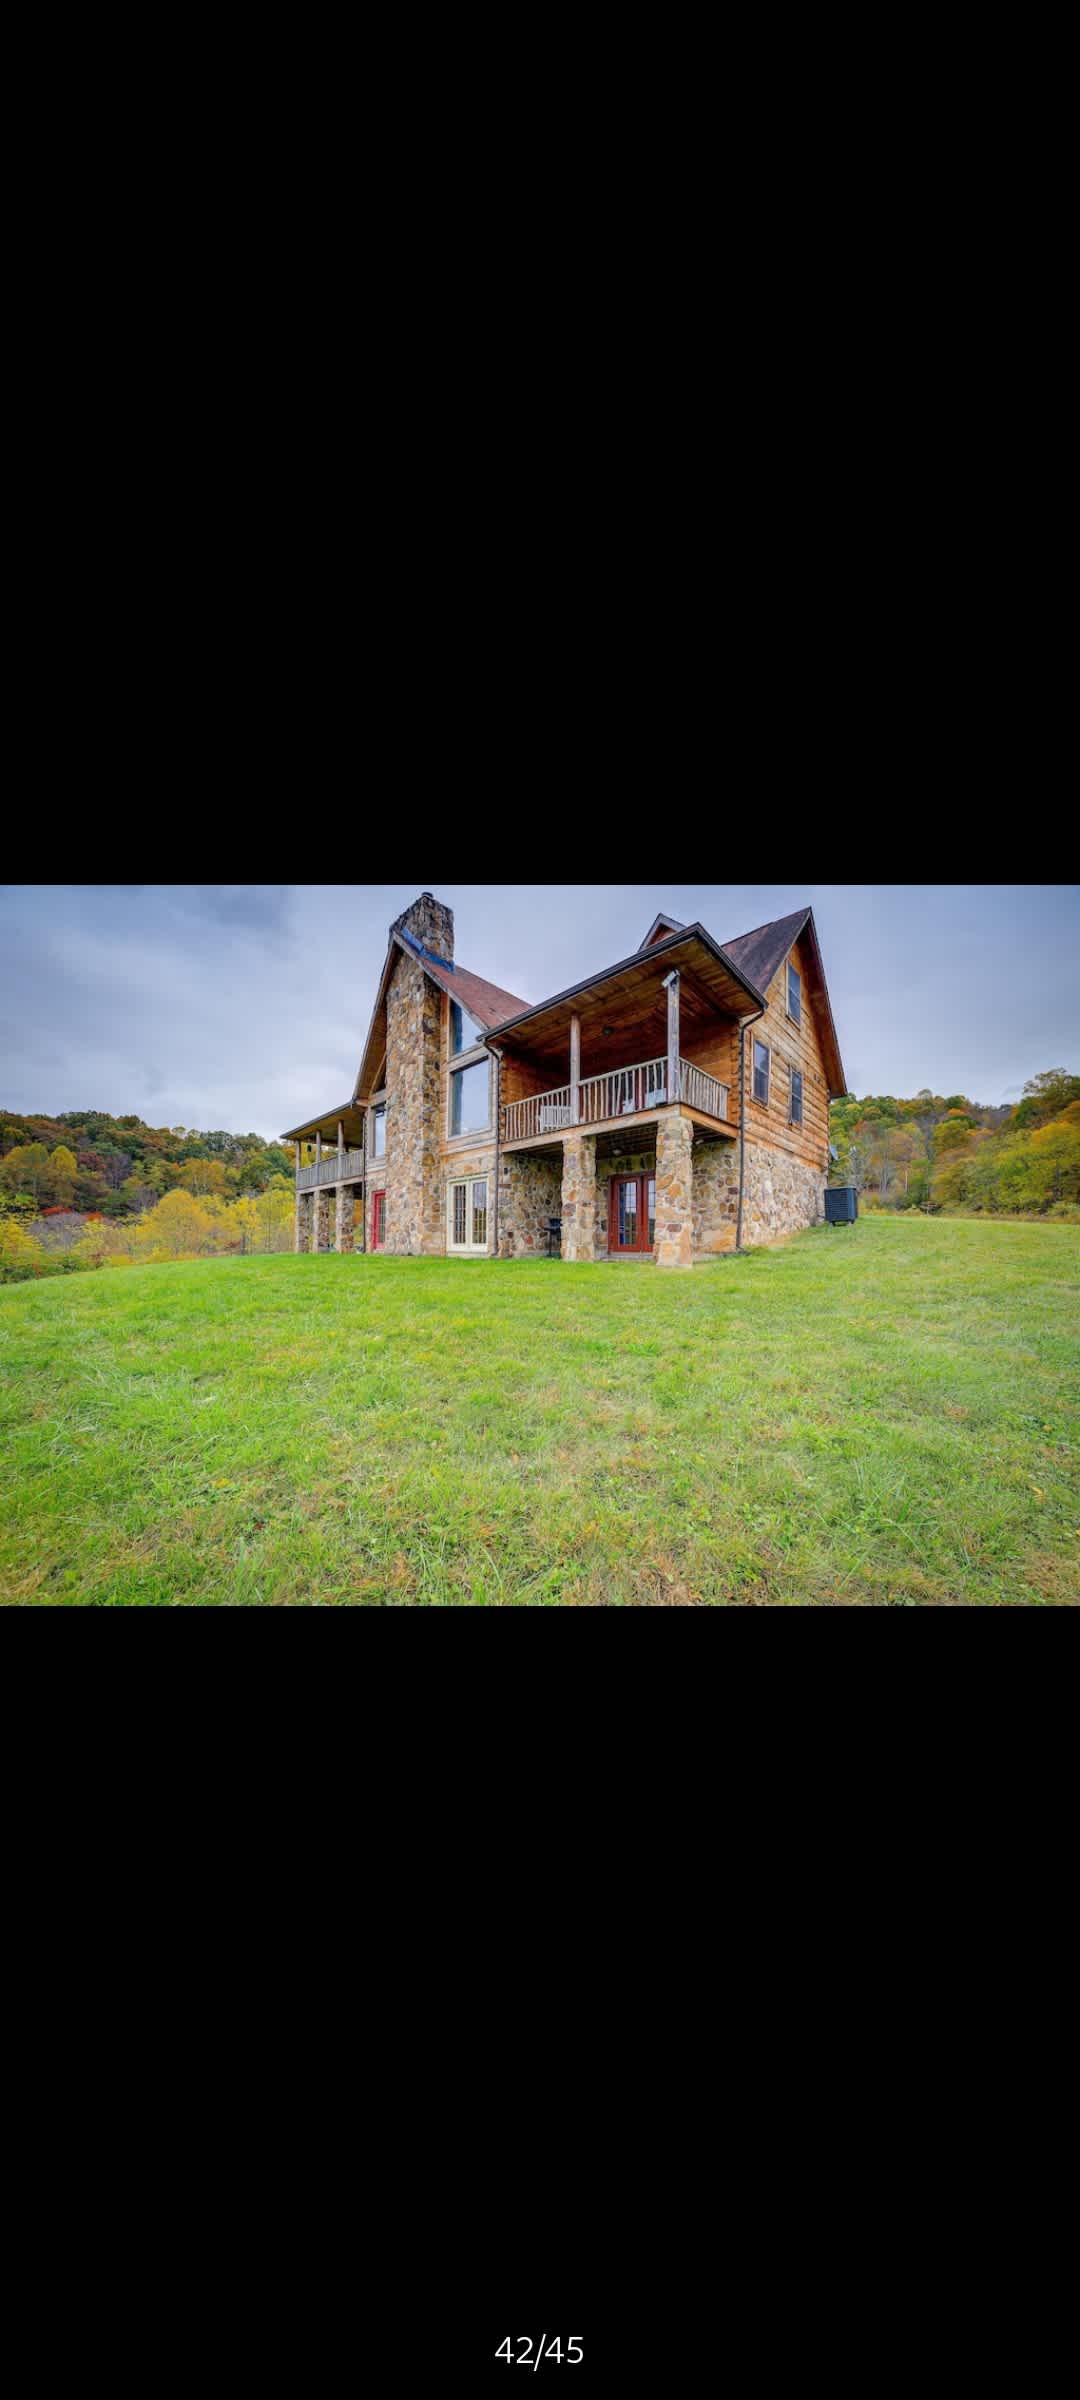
xmin=723 ymin=906 xmax=847 ymax=1098
xmin=352 ymin=927 xmax=530 ymax=1105
xmin=639 ymin=912 xmax=686 ymax=950
xmin=394 ymin=927 xmax=529 ymax=1033
xmin=721 ymin=907 xmax=813 ymax=994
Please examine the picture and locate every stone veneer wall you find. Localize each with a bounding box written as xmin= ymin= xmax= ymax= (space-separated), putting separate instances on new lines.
xmin=692 ymin=1141 xmax=740 ymax=1256
xmin=741 ymin=1140 xmax=825 ymax=1244
xmin=295 ymin=1191 xmax=312 ymax=1254
xmin=654 ymin=1114 xmax=694 ymax=1269
xmin=384 ymin=950 xmax=443 ymax=1255
xmin=560 ymin=1133 xmax=597 ymax=1262
xmin=498 ymin=1151 xmax=562 ymax=1257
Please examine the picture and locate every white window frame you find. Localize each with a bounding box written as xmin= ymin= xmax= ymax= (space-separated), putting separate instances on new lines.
xmin=447 ymin=1176 xmax=489 ymax=1255
xmin=787 ymin=962 xmax=802 ymax=1025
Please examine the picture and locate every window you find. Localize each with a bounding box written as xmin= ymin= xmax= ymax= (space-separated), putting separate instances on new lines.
xmin=372 ymin=1104 xmax=386 ymax=1159
xmin=753 ymin=1040 xmax=770 ymax=1105
xmin=448 ymin=1177 xmax=489 ymax=1254
xmin=787 ymin=963 xmax=802 ymax=1024
xmin=450 ymin=1056 xmax=490 ymax=1137
xmin=372 ymin=1191 xmax=387 ymax=1250
xmin=790 ymin=1067 xmax=803 ymax=1126
xmin=450 ymin=998 xmax=485 ymax=1057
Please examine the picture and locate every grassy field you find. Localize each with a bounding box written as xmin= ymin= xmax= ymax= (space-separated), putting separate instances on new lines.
xmin=1 ymin=1216 xmax=1077 ymax=1605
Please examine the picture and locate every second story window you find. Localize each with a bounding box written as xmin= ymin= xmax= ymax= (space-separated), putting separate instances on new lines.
xmin=450 ymin=998 xmax=485 ymax=1056
xmin=450 ymin=1057 xmax=490 ymax=1137
xmin=787 ymin=963 xmax=802 ymax=1024
xmin=372 ymin=1104 xmax=386 ymax=1159
xmin=790 ymin=1067 xmax=803 ymax=1125
xmin=753 ymin=1040 xmax=770 ymax=1105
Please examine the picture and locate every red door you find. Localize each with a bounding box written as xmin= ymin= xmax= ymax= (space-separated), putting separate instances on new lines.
xmin=372 ymin=1192 xmax=386 ymax=1251
xmin=609 ymin=1173 xmax=656 ymax=1254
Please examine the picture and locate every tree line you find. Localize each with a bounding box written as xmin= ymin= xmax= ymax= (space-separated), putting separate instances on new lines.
xmin=828 ymin=1070 xmax=1080 ymax=1218
xmin=0 ymin=1109 xmax=297 ymax=1280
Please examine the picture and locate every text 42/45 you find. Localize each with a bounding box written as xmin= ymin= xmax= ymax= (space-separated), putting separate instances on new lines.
xmin=496 ymin=2338 xmax=583 ymax=2368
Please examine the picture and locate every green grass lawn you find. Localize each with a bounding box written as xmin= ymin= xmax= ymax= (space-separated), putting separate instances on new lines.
xmin=2 ymin=1215 xmax=1078 ymax=1605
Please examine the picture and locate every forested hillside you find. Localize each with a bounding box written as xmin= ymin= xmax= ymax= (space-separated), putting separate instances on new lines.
xmin=0 ymin=1110 xmax=297 ymax=1278
xmin=829 ymin=1069 xmax=1080 ymax=1217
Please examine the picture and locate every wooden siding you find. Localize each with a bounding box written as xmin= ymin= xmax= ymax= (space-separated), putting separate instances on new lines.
xmin=741 ymin=933 xmax=831 ymax=1170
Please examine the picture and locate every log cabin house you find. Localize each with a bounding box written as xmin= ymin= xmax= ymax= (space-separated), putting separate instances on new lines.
xmin=283 ymin=892 xmax=846 ymax=1266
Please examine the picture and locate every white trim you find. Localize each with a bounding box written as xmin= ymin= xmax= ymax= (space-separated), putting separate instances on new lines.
xmin=446 ymin=1175 xmax=490 ymax=1256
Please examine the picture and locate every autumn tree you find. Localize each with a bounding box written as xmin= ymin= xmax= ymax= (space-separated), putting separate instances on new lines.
xmin=47 ymin=1144 xmax=78 ymax=1206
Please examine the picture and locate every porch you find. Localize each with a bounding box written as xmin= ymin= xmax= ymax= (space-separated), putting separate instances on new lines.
xmin=501 ymin=1056 xmax=733 ymax=1149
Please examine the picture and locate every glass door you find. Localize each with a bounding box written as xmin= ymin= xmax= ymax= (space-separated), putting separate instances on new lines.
xmin=610 ymin=1173 xmax=655 ymax=1254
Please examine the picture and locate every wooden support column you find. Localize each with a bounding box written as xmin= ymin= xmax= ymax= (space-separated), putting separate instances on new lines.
xmin=570 ymin=1013 xmax=581 ymax=1126
xmin=337 ymin=1120 xmax=344 ymax=1170
xmin=664 ymin=970 xmax=681 ymax=1106
xmin=315 ymin=1130 xmax=322 ymax=1178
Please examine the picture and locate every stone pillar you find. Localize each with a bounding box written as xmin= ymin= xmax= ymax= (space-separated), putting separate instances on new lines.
xmin=560 ymin=1132 xmax=597 ymax=1262
xmin=314 ymin=1187 xmax=333 ymax=1253
xmin=295 ymin=1188 xmax=306 ymax=1253
xmin=655 ymin=1113 xmax=694 ymax=1269
xmin=335 ymin=1184 xmax=356 ymax=1254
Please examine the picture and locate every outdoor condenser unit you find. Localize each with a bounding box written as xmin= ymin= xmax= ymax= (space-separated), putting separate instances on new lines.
xmin=824 ymin=1186 xmax=858 ymax=1224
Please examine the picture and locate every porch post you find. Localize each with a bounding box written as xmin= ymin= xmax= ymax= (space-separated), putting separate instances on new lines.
xmin=337 ymin=1120 xmax=344 ymax=1169
xmin=561 ymin=1130 xmax=597 ymax=1262
xmin=315 ymin=1129 xmax=322 ymax=1178
xmin=655 ymin=1112 xmax=693 ymax=1269
xmin=570 ymin=1012 xmax=581 ymax=1126
xmin=294 ymin=1185 xmax=305 ymax=1254
xmin=664 ymin=970 xmax=681 ymax=1106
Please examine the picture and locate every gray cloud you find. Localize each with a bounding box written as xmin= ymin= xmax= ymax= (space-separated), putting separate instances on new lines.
xmin=1 ymin=883 xmax=1076 ymax=1138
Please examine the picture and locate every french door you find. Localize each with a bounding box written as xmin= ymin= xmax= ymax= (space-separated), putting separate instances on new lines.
xmin=609 ymin=1173 xmax=656 ymax=1254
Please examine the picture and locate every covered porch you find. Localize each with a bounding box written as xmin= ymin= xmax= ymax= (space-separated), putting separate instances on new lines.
xmin=282 ymin=1102 xmax=367 ymax=1254
xmin=494 ymin=924 xmax=750 ymax=1159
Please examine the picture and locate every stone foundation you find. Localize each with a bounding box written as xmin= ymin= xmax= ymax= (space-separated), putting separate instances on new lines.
xmin=741 ymin=1141 xmax=825 ymax=1244
xmin=655 ymin=1114 xmax=693 ymax=1269
xmin=560 ymin=1132 xmax=597 ymax=1262
xmin=295 ymin=1191 xmax=312 ymax=1253
xmin=498 ymin=1150 xmax=563 ymax=1257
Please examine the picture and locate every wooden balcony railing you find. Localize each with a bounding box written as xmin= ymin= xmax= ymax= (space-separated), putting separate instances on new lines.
xmin=501 ymin=1058 xmax=731 ymax=1144
xmin=297 ymin=1149 xmax=365 ymax=1191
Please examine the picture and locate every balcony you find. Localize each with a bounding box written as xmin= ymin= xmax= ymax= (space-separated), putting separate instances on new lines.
xmin=501 ymin=1058 xmax=731 ymax=1147
xmin=297 ymin=1148 xmax=365 ymax=1191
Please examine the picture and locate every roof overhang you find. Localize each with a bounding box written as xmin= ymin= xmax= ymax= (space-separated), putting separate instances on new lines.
xmin=281 ymin=1103 xmax=366 ymax=1145
xmin=487 ymin=926 xmax=767 ymax=1070
xmin=794 ymin=911 xmax=847 ymax=1100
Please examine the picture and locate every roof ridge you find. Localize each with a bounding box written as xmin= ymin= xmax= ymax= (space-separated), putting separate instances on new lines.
xmin=725 ymin=905 xmax=810 ymax=945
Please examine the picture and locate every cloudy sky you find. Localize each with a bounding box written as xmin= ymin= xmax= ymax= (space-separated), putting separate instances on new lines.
xmin=2 ymin=884 xmax=1077 ymax=1139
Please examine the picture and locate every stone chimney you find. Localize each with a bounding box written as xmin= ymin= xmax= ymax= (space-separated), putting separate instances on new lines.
xmin=390 ymin=891 xmax=454 ymax=964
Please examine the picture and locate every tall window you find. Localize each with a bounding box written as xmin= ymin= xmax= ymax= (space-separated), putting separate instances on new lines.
xmin=372 ymin=1104 xmax=386 ymax=1159
xmin=450 ymin=999 xmax=485 ymax=1057
xmin=450 ymin=1057 xmax=490 ymax=1137
xmin=372 ymin=1192 xmax=387 ymax=1250
xmin=790 ymin=1067 xmax=803 ymax=1126
xmin=753 ymin=1040 xmax=770 ymax=1105
xmin=448 ymin=1177 xmax=488 ymax=1254
xmin=787 ymin=963 xmax=802 ymax=1024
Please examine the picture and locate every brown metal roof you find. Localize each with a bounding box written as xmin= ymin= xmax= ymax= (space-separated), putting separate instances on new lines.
xmin=395 ymin=931 xmax=529 ymax=1030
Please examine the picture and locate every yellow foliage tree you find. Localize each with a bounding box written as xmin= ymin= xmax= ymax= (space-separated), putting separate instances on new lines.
xmin=0 ymin=1219 xmax=45 ymax=1274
